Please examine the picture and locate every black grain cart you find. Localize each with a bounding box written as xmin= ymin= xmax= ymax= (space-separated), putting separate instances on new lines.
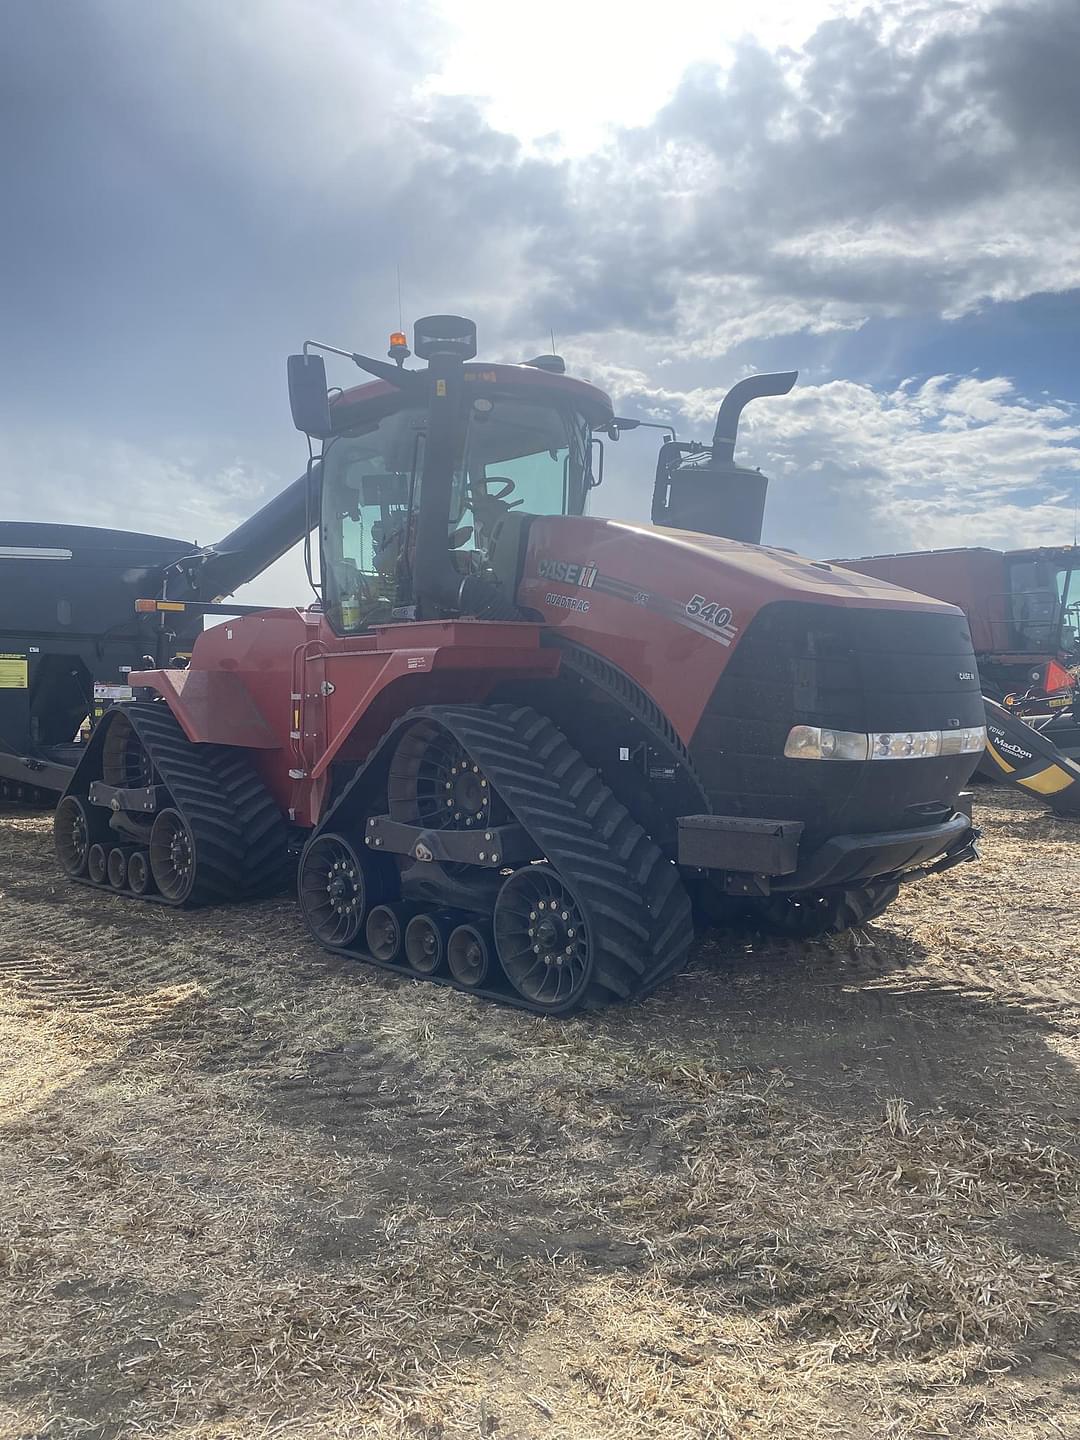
xmin=0 ymin=473 xmax=313 ymax=804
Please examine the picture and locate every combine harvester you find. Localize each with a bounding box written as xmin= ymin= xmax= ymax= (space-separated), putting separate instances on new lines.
xmin=839 ymin=546 xmax=1080 ymax=817
xmin=53 ymin=315 xmax=987 ymax=1012
xmin=0 ymin=478 xmax=313 ymax=806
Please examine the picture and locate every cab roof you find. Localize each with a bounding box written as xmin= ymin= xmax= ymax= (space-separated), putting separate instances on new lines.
xmin=330 ymin=361 xmax=614 ymax=431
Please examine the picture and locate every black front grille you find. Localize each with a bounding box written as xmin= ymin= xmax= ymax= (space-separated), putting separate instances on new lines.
xmin=689 ymin=602 xmax=984 ymax=845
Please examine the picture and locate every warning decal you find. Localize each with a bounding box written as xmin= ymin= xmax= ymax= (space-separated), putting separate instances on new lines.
xmin=0 ymin=653 xmax=29 ymax=688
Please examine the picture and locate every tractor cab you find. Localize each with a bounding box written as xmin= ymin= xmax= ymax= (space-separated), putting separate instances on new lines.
xmin=319 ymin=366 xmax=608 ymax=633
xmin=290 ymin=326 xmax=613 ymax=635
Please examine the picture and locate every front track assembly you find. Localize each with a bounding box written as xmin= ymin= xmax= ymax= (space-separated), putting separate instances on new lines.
xmin=298 ymin=704 xmax=695 ymax=1014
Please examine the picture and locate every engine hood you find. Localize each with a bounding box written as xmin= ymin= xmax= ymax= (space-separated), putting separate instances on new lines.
xmin=644 ymin=522 xmax=964 ymax=614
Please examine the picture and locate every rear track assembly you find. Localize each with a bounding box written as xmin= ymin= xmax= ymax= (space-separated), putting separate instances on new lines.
xmin=54 ymin=704 xmax=288 ymax=906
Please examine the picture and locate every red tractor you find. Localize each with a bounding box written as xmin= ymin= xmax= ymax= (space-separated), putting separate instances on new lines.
xmin=54 ymin=316 xmax=986 ymax=1013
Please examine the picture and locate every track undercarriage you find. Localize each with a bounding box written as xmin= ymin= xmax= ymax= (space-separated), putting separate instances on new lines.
xmin=56 ymin=699 xmax=695 ymax=1014
xmin=54 ymin=699 xmax=915 ymax=1014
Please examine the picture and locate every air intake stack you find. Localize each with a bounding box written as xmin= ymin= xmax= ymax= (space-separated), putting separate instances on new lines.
xmin=652 ymin=370 xmax=797 ymax=544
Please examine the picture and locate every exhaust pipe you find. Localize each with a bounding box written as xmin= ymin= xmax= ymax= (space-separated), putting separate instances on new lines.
xmin=711 ymin=371 xmax=797 ymax=462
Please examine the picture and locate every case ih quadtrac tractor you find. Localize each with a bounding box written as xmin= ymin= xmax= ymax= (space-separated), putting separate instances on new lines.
xmin=54 ymin=315 xmax=986 ymax=1013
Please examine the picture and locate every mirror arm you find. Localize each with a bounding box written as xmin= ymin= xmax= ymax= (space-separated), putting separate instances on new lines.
xmin=302 ymin=339 xmax=421 ymax=393
xmin=606 ymin=416 xmax=678 ymax=442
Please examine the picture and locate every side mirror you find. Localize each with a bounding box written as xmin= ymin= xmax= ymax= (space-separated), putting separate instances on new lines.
xmin=589 ymin=436 xmax=605 ymax=489
xmin=287 ymin=353 xmax=332 ymax=437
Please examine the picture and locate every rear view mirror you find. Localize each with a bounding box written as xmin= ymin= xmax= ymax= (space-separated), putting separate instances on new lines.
xmin=287 ymin=353 xmax=332 ymax=437
xmin=354 ymin=472 xmax=409 ymax=507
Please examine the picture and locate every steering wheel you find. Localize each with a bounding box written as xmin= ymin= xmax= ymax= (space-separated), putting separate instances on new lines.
xmin=476 ymin=476 xmax=523 ymax=507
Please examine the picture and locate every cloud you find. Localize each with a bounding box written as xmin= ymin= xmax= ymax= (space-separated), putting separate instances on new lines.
xmin=0 ymin=424 xmax=282 ymax=545
xmin=667 ymin=370 xmax=1079 ymax=556
xmin=1 ymin=0 xmax=1077 ymax=578
xmin=521 ymin=0 xmax=1080 ymax=353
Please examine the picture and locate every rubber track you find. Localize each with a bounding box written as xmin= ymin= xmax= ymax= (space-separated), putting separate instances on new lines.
xmin=121 ymin=705 xmax=288 ymax=905
xmin=425 ymin=704 xmax=695 ymax=1005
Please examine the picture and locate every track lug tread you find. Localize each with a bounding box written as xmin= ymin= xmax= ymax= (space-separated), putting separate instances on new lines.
xmin=62 ymin=702 xmax=289 ymax=907
xmin=391 ymin=703 xmax=694 ymax=1010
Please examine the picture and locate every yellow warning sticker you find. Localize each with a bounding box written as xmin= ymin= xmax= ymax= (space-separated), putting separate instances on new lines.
xmin=0 ymin=654 xmax=28 ymax=688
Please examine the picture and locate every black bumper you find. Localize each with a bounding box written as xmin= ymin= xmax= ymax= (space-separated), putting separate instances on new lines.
xmin=678 ymin=810 xmax=977 ymax=893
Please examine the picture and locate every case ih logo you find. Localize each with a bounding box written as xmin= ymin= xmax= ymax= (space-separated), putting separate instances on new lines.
xmin=537 ymin=558 xmax=598 ymax=588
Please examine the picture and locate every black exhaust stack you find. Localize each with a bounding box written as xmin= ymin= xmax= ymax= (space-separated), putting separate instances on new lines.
xmin=652 ymin=371 xmax=797 ymax=545
xmin=411 ymin=316 xmax=520 ymax=621
xmin=711 ymin=371 xmax=797 ymax=460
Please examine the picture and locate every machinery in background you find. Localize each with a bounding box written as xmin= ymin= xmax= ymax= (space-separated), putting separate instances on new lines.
xmin=0 ymin=473 xmax=313 ymax=805
xmin=980 ymin=695 xmax=1080 ymax=816
xmin=834 ymin=546 xmax=1080 ymax=817
xmin=834 ymin=545 xmax=1079 ymax=700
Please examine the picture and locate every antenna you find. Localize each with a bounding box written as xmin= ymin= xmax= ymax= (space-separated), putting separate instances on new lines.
xmin=550 ymin=326 xmax=557 ymax=355
xmin=396 ymin=265 xmax=404 ymax=333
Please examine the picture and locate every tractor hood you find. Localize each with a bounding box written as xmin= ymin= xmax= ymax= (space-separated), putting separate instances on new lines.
xmin=522 ymin=515 xmax=965 ymax=622
xmin=519 ymin=514 xmax=976 ymax=746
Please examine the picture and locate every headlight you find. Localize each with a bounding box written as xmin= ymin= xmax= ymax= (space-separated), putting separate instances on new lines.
xmin=784 ymin=725 xmax=869 ymax=760
xmin=785 ymin=724 xmax=985 ymax=760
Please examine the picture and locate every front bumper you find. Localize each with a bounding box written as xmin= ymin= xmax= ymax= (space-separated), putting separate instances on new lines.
xmin=677 ymin=809 xmax=978 ymax=894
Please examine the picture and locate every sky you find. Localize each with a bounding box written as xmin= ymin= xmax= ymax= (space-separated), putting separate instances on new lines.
xmin=1 ymin=0 xmax=1078 ymax=607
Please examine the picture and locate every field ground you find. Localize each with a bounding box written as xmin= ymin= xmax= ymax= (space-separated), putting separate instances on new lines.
xmin=1 ymin=789 xmax=1078 ymax=1439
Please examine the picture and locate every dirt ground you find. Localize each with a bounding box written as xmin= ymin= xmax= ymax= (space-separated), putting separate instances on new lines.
xmin=1 ymin=789 xmax=1078 ymax=1440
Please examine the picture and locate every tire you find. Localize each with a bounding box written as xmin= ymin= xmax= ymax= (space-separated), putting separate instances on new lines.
xmin=128 ymin=850 xmax=153 ymax=896
xmin=149 ymin=808 xmax=199 ymax=904
xmin=298 ymin=833 xmax=390 ymax=949
xmin=87 ymin=843 xmax=108 ymax=886
xmin=54 ymin=795 xmax=98 ymax=878
xmin=494 ymin=863 xmax=599 ymax=1013
xmin=107 ymin=847 xmax=129 ymax=890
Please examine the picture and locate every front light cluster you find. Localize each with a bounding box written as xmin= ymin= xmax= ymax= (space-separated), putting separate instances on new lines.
xmin=784 ymin=724 xmax=986 ymax=761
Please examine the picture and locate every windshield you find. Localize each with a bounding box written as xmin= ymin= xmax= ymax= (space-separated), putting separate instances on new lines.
xmin=1056 ymin=562 xmax=1079 ymax=652
xmin=1007 ymin=556 xmax=1080 ymax=655
xmin=320 ymin=394 xmax=591 ymax=633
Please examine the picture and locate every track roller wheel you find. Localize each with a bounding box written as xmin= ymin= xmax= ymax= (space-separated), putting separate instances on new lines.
xmin=389 ymin=718 xmax=510 ymax=833
xmin=494 ymin=864 xmax=594 ymax=1012
xmin=150 ymin=808 xmax=198 ymax=903
xmin=366 ymin=903 xmax=415 ymax=964
xmin=107 ymin=847 xmax=129 ymax=890
xmin=87 ymin=843 xmax=108 ymax=885
xmin=54 ymin=795 xmax=97 ymax=877
xmin=101 ymin=710 xmax=155 ymax=789
xmin=404 ymin=910 xmax=457 ymax=976
xmin=128 ymin=850 xmax=153 ymax=896
xmin=447 ymin=922 xmax=494 ymax=989
xmin=298 ymin=833 xmax=388 ymax=948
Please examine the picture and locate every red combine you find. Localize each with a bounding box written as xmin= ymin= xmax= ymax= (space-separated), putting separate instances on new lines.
xmin=835 ymin=546 xmax=1079 ymax=700
xmin=54 ymin=316 xmax=986 ymax=1013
